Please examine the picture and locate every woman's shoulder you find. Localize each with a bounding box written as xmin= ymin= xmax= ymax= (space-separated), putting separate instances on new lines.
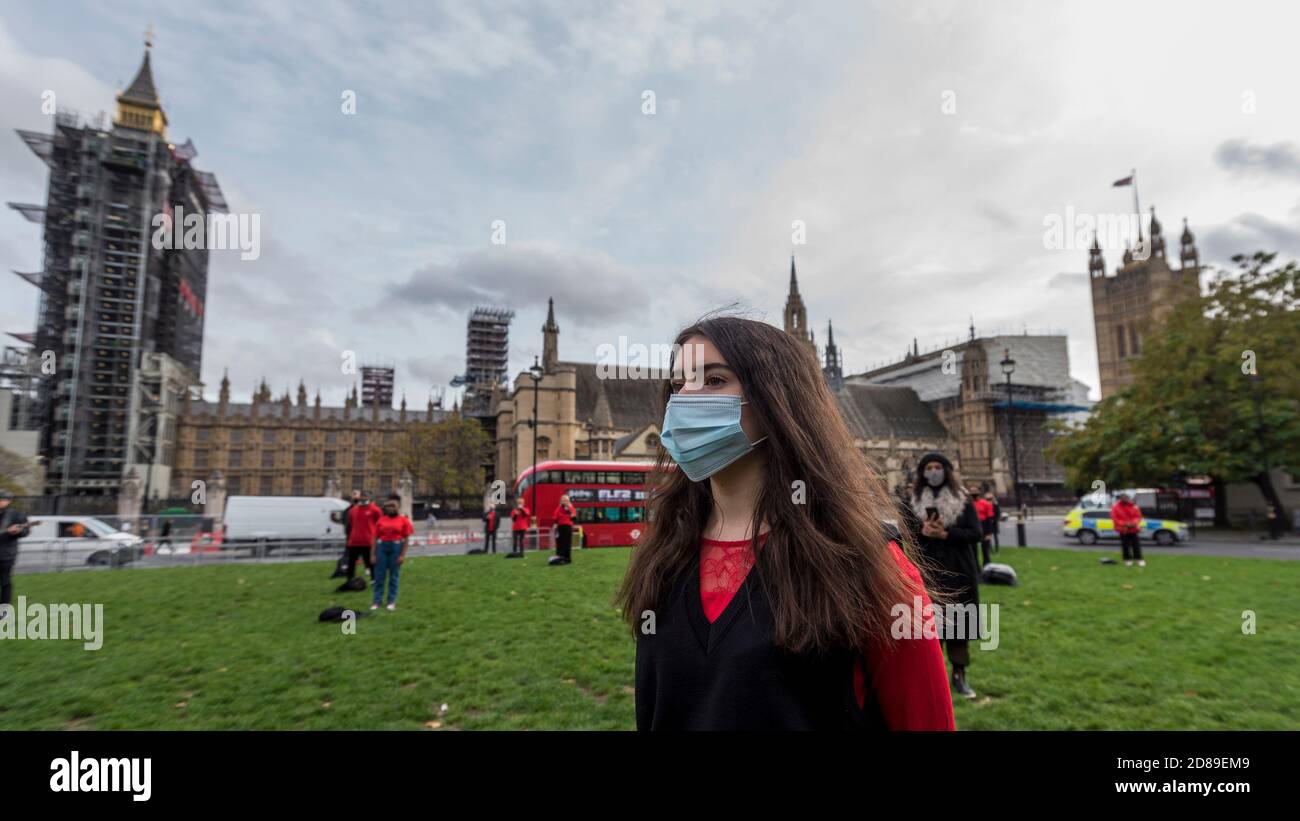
xmin=885 ymin=539 xmax=925 ymax=587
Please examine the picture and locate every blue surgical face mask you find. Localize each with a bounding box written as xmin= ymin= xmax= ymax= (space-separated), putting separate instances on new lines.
xmin=660 ymin=394 xmax=766 ymax=482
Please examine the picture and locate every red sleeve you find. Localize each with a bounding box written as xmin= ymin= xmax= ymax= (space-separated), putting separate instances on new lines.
xmin=403 ymin=517 xmax=414 ymax=538
xmin=854 ymin=542 xmax=956 ymax=731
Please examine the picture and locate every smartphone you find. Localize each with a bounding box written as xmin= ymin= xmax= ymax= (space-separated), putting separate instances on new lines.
xmin=925 ymin=507 xmax=939 ymax=521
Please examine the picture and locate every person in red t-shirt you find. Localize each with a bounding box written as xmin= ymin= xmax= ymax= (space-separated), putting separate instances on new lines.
xmin=1110 ymin=493 xmax=1145 ymax=566
xmin=551 ymin=495 xmax=576 ymax=566
xmin=371 ymin=497 xmax=414 ymax=610
xmin=345 ymin=491 xmax=381 ymax=580
xmin=620 ymin=318 xmax=955 ymax=731
xmin=971 ymin=485 xmax=995 ymax=567
xmin=482 ymin=507 xmax=500 ymax=554
xmin=509 ymin=497 xmax=531 ymax=555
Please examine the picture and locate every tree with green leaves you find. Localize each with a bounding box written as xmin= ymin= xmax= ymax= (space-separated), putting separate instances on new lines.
xmin=1050 ymin=251 xmax=1299 ymax=530
xmin=374 ymin=415 xmax=490 ymax=501
xmin=0 ymin=444 xmax=38 ymax=496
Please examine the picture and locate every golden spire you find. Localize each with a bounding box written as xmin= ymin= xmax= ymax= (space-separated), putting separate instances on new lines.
xmin=115 ymin=28 xmax=167 ymax=136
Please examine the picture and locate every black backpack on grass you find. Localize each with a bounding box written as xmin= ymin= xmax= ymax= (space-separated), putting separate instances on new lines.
xmin=319 ymin=606 xmax=369 ymax=622
xmin=335 ymin=577 xmax=366 ymax=592
xmin=980 ymin=562 xmax=1018 ymax=586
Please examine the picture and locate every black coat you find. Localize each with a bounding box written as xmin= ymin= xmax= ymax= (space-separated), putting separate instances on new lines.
xmin=0 ymin=507 xmax=30 ymax=561
xmin=903 ymin=496 xmax=982 ymax=609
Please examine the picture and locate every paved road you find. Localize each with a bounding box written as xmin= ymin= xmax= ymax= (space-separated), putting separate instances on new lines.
xmin=1005 ymin=518 xmax=1300 ymax=561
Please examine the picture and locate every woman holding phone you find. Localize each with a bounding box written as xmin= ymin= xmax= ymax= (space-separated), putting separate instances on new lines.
xmin=905 ymin=453 xmax=983 ymax=698
xmin=619 ymin=316 xmax=954 ymax=730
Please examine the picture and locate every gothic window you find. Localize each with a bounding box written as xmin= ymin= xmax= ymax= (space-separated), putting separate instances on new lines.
xmin=1130 ymin=325 xmax=1140 ymax=355
xmin=537 ymin=436 xmax=551 ymax=460
xmin=1116 ymin=324 xmax=1127 ymax=358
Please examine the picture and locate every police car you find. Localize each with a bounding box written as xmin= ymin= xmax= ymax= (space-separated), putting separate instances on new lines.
xmin=1062 ymin=506 xmax=1188 ymax=546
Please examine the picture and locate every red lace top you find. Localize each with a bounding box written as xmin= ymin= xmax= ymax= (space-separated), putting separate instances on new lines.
xmin=698 ymin=533 xmax=955 ymax=731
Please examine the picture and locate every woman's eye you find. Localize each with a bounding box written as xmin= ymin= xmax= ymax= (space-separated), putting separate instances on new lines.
xmin=704 ymin=375 xmax=725 ymax=387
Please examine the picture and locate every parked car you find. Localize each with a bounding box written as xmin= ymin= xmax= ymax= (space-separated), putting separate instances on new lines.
xmin=1062 ymin=506 xmax=1189 ymax=546
xmin=222 ymin=496 xmax=351 ymax=556
xmin=16 ymin=516 xmax=145 ymax=570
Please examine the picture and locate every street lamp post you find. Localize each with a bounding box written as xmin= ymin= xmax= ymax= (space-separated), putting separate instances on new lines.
xmin=509 ymin=356 xmax=544 ymax=558
xmin=1000 ymin=349 xmax=1026 ymax=547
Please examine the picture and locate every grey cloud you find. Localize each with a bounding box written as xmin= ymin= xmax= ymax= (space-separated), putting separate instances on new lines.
xmin=1213 ymin=139 xmax=1300 ymax=181
xmin=1200 ymin=213 xmax=1300 ymax=265
xmin=977 ymin=201 xmax=1018 ymax=230
xmin=1047 ymin=271 xmax=1086 ymax=290
xmin=378 ymin=243 xmax=654 ymax=325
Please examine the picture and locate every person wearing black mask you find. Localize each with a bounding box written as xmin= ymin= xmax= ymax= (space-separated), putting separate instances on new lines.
xmin=0 ymin=490 xmax=31 ymax=617
xmin=904 ymin=452 xmax=983 ymax=699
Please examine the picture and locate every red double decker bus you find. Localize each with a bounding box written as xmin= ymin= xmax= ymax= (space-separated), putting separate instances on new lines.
xmin=513 ymin=460 xmax=654 ymax=548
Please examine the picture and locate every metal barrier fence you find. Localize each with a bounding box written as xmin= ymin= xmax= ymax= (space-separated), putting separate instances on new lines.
xmin=8 ymin=525 xmax=568 ymax=575
xmin=11 ymin=519 xmax=579 ymax=576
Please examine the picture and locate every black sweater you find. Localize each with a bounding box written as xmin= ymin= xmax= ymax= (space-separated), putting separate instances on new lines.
xmin=635 ymin=557 xmax=884 ymax=731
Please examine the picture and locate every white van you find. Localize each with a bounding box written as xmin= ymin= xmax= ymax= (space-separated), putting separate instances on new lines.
xmin=16 ymin=516 xmax=145 ymax=571
xmin=222 ymin=496 xmax=350 ymax=555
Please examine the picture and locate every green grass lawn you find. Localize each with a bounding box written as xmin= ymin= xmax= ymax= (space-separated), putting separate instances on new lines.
xmin=0 ymin=546 xmax=1296 ymax=730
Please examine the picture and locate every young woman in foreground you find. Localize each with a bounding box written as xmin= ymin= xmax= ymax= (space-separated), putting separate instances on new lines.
xmin=618 ymin=317 xmax=955 ymax=730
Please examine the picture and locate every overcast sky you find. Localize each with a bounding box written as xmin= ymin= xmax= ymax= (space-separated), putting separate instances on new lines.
xmin=3 ymin=0 xmax=1298 ymax=406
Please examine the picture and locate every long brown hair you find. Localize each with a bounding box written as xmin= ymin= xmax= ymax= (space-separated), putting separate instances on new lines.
xmin=616 ymin=316 xmax=922 ymax=656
